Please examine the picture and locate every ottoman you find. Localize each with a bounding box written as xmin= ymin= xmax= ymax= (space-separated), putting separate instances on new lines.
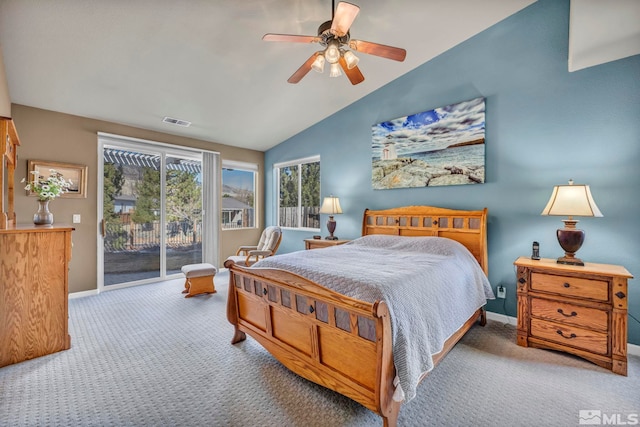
xmin=181 ymin=263 xmax=217 ymax=298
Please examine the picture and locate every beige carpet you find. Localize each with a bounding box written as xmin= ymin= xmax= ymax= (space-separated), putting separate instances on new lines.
xmin=1 ymin=270 xmax=638 ymax=426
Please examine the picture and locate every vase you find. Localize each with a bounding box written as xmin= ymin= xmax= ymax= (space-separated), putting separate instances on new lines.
xmin=33 ymin=200 xmax=54 ymax=225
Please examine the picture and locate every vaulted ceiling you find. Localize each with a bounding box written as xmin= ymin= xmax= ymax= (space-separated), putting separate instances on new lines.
xmin=7 ymin=1 xmax=635 ymax=153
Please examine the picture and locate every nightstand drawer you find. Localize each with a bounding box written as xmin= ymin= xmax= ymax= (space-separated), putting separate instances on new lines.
xmin=531 ymin=298 xmax=608 ymax=332
xmin=531 ymin=272 xmax=608 ymax=301
xmin=531 ymin=318 xmax=608 ymax=355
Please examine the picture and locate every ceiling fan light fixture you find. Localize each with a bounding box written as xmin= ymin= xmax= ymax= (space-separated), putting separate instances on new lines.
xmin=324 ymin=41 xmax=341 ymax=64
xmin=343 ymin=50 xmax=359 ymax=69
xmin=311 ymin=54 xmax=326 ymax=73
xmin=263 ymin=1 xmax=405 ymax=85
xmin=329 ymin=62 xmax=342 ymax=78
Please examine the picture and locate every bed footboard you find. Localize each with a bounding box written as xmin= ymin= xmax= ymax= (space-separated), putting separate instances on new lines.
xmin=225 ymin=259 xmax=400 ymax=426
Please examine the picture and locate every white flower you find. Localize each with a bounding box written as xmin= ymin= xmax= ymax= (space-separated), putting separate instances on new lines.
xmin=24 ymin=169 xmax=73 ymax=201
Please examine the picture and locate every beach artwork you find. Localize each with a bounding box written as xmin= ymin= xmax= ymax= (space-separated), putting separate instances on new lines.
xmin=372 ymin=97 xmax=485 ymax=189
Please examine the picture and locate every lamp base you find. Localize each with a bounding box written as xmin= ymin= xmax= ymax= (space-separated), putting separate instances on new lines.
xmin=326 ymin=216 xmax=338 ymax=240
xmin=556 ymin=255 xmax=584 ymax=266
xmin=556 ymin=221 xmax=586 ymax=266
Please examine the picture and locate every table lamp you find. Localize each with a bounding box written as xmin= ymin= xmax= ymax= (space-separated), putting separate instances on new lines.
xmin=541 ymin=179 xmax=602 ymax=266
xmin=319 ymin=195 xmax=342 ymax=240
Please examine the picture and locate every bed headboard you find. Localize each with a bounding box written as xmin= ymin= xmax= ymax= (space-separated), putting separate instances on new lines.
xmin=362 ymin=206 xmax=488 ymax=275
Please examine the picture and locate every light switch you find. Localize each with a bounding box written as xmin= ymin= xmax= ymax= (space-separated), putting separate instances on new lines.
xmin=72 ymin=214 xmax=81 ymax=224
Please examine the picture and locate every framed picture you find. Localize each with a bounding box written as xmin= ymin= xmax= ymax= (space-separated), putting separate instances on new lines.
xmin=372 ymin=97 xmax=485 ymax=189
xmin=27 ymin=160 xmax=88 ymax=198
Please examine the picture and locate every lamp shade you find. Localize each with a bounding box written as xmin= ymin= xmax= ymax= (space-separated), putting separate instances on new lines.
xmin=319 ymin=196 xmax=342 ymax=215
xmin=311 ymin=54 xmax=325 ymax=73
xmin=343 ymin=50 xmax=359 ymax=69
xmin=541 ymin=180 xmax=603 ymax=218
xmin=324 ymin=42 xmax=341 ymax=64
xmin=328 ymin=62 xmax=342 ymax=78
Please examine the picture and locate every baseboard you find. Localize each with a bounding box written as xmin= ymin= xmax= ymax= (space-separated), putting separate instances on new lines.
xmin=485 ymin=310 xmax=640 ymax=357
xmin=68 ymin=289 xmax=99 ymax=299
xmin=485 ymin=310 xmax=516 ymax=324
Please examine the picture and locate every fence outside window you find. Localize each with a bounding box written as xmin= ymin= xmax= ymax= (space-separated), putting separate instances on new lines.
xmin=278 ymin=206 xmax=320 ymax=229
xmin=104 ymin=218 xmax=201 ymax=252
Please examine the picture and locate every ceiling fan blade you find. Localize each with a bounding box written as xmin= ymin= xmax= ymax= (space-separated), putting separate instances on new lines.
xmin=330 ymin=2 xmax=360 ymax=37
xmin=339 ymin=57 xmax=365 ymax=85
xmin=263 ymin=33 xmax=320 ymax=43
xmin=349 ymin=39 xmax=407 ymax=62
xmin=287 ymin=53 xmax=319 ymax=84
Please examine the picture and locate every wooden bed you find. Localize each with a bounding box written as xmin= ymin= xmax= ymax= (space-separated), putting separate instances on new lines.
xmin=224 ymin=206 xmax=489 ymax=426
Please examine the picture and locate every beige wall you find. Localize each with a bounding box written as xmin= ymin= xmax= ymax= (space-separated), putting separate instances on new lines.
xmin=0 ymin=46 xmax=11 ymax=117
xmin=11 ymin=104 xmax=264 ymax=293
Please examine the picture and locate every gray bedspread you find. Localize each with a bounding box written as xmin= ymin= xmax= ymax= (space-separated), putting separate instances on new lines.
xmin=251 ymin=234 xmax=494 ymax=402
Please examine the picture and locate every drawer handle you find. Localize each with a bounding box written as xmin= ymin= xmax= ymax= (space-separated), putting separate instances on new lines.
xmin=563 ymin=283 xmax=571 ymax=288
xmin=557 ymin=308 xmax=577 ymax=317
xmin=615 ymin=291 xmax=626 ymax=299
xmin=262 ymin=288 xmax=267 ymax=295
xmin=518 ymin=277 xmax=526 ymax=284
xmin=556 ymin=330 xmax=577 ymax=339
xmin=309 ymin=305 xmax=315 ymax=314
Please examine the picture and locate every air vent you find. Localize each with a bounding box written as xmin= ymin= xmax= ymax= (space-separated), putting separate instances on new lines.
xmin=162 ymin=116 xmax=191 ymax=127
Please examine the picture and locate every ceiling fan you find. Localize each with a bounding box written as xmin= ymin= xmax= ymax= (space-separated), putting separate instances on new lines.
xmin=263 ymin=1 xmax=406 ymax=85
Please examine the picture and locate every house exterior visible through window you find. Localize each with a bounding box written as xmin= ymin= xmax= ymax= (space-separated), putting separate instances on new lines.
xmin=275 ymin=156 xmax=320 ymax=230
xmin=222 ymin=160 xmax=257 ymax=229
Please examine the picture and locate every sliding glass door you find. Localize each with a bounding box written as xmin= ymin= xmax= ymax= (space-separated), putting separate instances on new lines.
xmin=100 ymin=141 xmax=202 ymax=288
xmin=165 ymin=155 xmax=203 ymax=275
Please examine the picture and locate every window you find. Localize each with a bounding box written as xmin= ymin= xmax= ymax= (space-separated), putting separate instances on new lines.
xmin=275 ymin=156 xmax=320 ymax=230
xmin=222 ymin=160 xmax=257 ymax=229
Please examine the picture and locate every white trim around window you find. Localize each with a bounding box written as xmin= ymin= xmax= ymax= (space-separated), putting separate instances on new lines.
xmin=222 ymin=159 xmax=258 ymax=230
xmin=274 ymin=155 xmax=321 ymax=232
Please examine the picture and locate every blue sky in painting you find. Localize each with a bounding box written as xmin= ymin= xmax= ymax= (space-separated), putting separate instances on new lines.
xmin=372 ymin=97 xmax=485 ymax=159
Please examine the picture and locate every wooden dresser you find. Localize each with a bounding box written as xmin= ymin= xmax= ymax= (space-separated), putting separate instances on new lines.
xmin=514 ymin=257 xmax=632 ymax=375
xmin=0 ymin=225 xmax=74 ymax=367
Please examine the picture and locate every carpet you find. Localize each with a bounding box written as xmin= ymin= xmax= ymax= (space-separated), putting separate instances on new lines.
xmin=1 ymin=270 xmax=638 ymax=426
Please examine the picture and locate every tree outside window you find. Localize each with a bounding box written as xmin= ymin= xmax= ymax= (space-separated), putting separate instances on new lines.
xmin=277 ymin=158 xmax=320 ymax=229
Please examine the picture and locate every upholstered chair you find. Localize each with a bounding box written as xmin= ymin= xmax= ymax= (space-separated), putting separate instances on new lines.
xmin=227 ymin=226 xmax=282 ymax=267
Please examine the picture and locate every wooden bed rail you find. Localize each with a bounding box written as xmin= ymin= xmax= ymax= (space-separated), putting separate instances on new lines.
xmin=225 ymin=259 xmax=400 ymax=425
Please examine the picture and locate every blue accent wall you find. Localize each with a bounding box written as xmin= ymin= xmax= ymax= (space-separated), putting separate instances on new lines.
xmin=264 ymin=0 xmax=640 ymax=344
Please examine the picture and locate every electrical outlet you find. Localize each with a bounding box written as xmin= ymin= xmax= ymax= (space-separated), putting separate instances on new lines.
xmin=497 ymin=285 xmax=506 ymax=299
xmin=72 ymin=214 xmax=81 ymax=224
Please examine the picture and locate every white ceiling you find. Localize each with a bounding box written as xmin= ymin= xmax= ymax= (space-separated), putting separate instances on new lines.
xmin=568 ymin=0 xmax=640 ymax=72
xmin=1 ymin=0 xmax=544 ymax=151
xmin=0 ymin=0 xmax=540 ymax=151
xmin=4 ymin=1 xmax=637 ymax=152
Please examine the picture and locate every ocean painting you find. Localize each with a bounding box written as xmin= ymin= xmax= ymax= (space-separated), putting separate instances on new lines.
xmin=372 ymin=97 xmax=485 ymax=189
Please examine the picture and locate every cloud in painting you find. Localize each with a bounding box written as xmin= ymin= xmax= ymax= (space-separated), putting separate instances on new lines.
xmin=372 ymin=97 xmax=485 ymax=158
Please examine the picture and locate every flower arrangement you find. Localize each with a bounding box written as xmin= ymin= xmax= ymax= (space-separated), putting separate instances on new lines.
xmin=22 ymin=169 xmax=73 ymax=201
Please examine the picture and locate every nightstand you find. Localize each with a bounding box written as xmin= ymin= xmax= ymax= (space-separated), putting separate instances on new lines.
xmin=304 ymin=238 xmax=350 ymax=250
xmin=514 ymin=257 xmax=633 ymax=375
